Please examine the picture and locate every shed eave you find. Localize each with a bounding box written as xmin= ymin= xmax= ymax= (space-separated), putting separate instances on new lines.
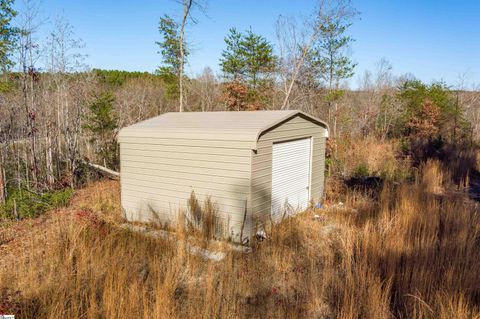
xmin=253 ymin=110 xmax=330 ymax=146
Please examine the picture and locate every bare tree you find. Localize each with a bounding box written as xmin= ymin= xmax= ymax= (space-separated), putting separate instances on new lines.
xmin=16 ymin=0 xmax=44 ymax=189
xmin=278 ymin=0 xmax=356 ymax=110
xmin=179 ymin=0 xmax=209 ymax=111
xmin=180 ymin=67 xmax=219 ymax=111
xmin=115 ymin=76 xmax=168 ymax=128
xmin=178 ymin=0 xmax=193 ymax=112
xmin=45 ymin=14 xmax=88 ymax=188
xmin=457 ymin=74 xmax=480 ymax=142
xmin=275 ymin=15 xmax=304 ymax=109
xmin=0 ymin=147 xmax=5 ymax=204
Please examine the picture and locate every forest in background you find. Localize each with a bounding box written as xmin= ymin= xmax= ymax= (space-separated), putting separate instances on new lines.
xmin=0 ymin=0 xmax=479 ymax=216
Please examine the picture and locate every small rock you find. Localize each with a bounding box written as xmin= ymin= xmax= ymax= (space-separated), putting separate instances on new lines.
xmin=255 ymin=230 xmax=267 ymax=241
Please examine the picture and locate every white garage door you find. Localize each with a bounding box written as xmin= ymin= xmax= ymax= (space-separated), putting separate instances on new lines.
xmin=271 ymin=137 xmax=311 ymax=222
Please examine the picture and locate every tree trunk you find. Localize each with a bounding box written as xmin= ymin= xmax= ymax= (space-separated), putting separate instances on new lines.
xmin=28 ymin=52 xmax=38 ymax=187
xmin=22 ymin=73 xmax=31 ymax=189
xmin=179 ymin=0 xmax=193 ymax=113
xmin=0 ymin=153 xmax=6 ymax=205
xmin=46 ymin=132 xmax=54 ymax=187
xmin=279 ymin=3 xmax=328 ymax=110
xmin=333 ymin=101 xmax=338 ymax=139
xmin=333 ymin=101 xmax=338 ymax=158
xmin=83 ymin=160 xmax=120 ymax=179
xmin=281 ymin=42 xmax=314 ymax=110
xmin=24 ymin=143 xmax=29 ymax=188
xmin=16 ymin=143 xmax=21 ymax=190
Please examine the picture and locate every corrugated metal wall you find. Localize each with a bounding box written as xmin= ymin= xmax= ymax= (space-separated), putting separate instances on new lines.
xmin=251 ymin=114 xmax=327 ymax=227
xmin=120 ymin=138 xmax=253 ymax=239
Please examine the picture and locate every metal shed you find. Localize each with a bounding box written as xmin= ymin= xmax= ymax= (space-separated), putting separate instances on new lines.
xmin=118 ymin=110 xmax=328 ymax=241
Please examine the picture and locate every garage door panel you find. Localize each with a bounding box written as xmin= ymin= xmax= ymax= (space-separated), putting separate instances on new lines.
xmin=271 ymin=138 xmax=311 ymax=222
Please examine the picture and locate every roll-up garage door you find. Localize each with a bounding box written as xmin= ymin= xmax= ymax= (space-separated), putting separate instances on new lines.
xmin=271 ymin=137 xmax=311 ymax=222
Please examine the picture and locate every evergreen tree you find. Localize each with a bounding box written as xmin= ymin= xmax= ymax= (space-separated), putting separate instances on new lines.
xmin=398 ymin=80 xmax=469 ymax=141
xmin=84 ymin=92 xmax=119 ymax=169
xmin=307 ymin=20 xmax=356 ymax=139
xmin=0 ymin=0 xmax=17 ymax=201
xmin=309 ymin=21 xmax=356 ymax=89
xmin=0 ymin=0 xmax=17 ymax=73
xmin=219 ymin=28 xmax=244 ymax=81
xmin=220 ymin=28 xmax=276 ymax=110
xmin=220 ymin=28 xmax=277 ymax=88
xmin=156 ymin=15 xmax=187 ymax=99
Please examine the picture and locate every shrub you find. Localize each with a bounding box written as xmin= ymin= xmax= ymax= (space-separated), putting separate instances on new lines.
xmin=0 ymin=188 xmax=73 ymax=219
xmin=352 ymin=163 xmax=369 ymax=177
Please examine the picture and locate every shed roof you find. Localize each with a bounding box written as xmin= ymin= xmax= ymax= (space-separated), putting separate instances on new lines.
xmin=118 ymin=110 xmax=328 ymax=147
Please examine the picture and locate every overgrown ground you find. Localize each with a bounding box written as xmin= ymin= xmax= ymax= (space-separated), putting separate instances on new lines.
xmin=0 ymin=141 xmax=479 ymax=318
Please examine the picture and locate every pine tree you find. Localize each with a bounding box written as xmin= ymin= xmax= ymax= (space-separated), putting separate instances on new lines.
xmin=0 ymin=0 xmax=17 ymax=74
xmin=308 ymin=20 xmax=356 ymax=139
xmin=0 ymin=0 xmax=17 ymax=203
xmin=310 ymin=21 xmax=356 ymax=89
xmin=220 ymin=28 xmax=276 ymax=88
xmin=84 ymin=92 xmax=119 ymax=169
xmin=220 ymin=28 xmax=276 ymax=109
xmin=156 ymin=15 xmax=187 ymax=101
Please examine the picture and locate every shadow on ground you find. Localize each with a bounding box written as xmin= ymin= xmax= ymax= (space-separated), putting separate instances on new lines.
xmin=469 ymin=169 xmax=480 ymax=202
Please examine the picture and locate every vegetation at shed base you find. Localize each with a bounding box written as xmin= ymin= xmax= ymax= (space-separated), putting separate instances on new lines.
xmin=185 ymin=191 xmax=223 ymax=241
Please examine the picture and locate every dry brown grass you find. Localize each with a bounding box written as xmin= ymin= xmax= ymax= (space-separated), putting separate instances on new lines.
xmin=335 ymin=136 xmax=410 ymax=180
xmin=186 ymin=191 xmax=223 ymax=242
xmin=1 ymin=161 xmax=479 ymax=318
xmin=327 ymin=161 xmax=480 ymax=318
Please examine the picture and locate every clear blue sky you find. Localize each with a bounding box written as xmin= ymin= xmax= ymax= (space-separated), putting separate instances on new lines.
xmin=15 ymin=0 xmax=480 ymax=88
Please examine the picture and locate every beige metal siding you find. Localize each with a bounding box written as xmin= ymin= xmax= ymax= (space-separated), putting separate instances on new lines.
xmin=251 ymin=114 xmax=327 ymax=225
xmin=120 ymin=138 xmax=253 ymax=240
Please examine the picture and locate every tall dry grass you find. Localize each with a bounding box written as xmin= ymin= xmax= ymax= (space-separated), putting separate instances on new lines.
xmin=0 ymin=161 xmax=479 ymax=318
xmin=327 ymin=160 xmax=480 ymax=318
xmin=334 ymin=136 xmax=410 ymax=180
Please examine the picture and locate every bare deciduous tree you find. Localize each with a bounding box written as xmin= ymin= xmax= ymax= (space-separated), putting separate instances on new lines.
xmin=178 ymin=0 xmax=193 ymax=112
xmin=277 ymin=0 xmax=356 ymax=110
xmin=188 ymin=67 xmax=219 ymax=111
xmin=45 ymin=14 xmax=88 ymax=188
xmin=16 ymin=0 xmax=44 ymax=188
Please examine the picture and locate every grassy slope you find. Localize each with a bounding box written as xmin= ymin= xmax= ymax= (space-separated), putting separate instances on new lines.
xmin=0 ymin=160 xmax=479 ymax=318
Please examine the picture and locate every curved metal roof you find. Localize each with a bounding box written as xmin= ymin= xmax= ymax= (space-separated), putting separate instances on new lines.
xmin=118 ymin=110 xmax=329 ymax=146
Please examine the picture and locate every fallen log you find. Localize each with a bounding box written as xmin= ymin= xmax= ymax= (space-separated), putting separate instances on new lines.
xmin=83 ymin=161 xmax=120 ymax=179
